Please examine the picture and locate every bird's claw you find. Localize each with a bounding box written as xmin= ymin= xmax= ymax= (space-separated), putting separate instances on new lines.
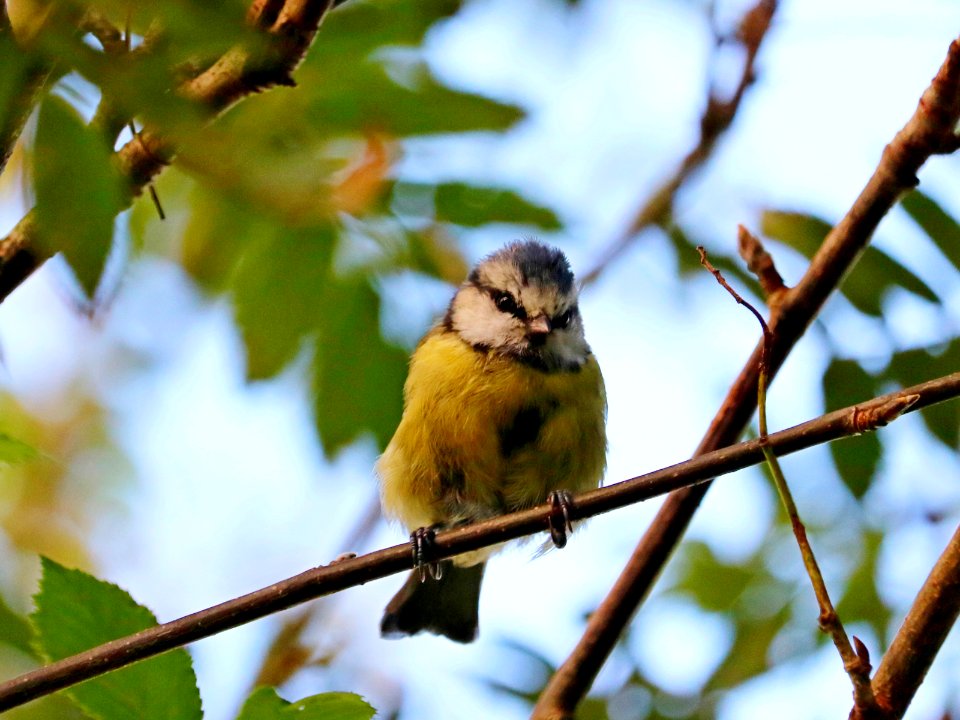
xmin=547 ymin=490 xmax=574 ymax=549
xmin=411 ymin=526 xmax=444 ymax=582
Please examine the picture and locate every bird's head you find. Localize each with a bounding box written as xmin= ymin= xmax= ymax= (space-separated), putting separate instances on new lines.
xmin=445 ymin=241 xmax=590 ymax=371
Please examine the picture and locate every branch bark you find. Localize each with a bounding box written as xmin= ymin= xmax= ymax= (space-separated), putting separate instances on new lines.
xmin=0 ymin=373 xmax=957 ymax=712
xmin=532 ymin=35 xmax=960 ymax=720
xmin=0 ymin=8 xmax=57 ymax=177
xmin=0 ymin=0 xmax=336 ymax=304
xmin=856 ymin=523 xmax=960 ymax=719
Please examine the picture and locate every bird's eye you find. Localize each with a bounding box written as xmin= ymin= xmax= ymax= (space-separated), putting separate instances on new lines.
xmin=493 ymin=292 xmax=525 ymax=318
xmin=553 ymin=307 xmax=575 ymax=329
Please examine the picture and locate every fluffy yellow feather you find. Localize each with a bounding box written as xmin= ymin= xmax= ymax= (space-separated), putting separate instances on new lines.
xmin=379 ymin=327 xmax=606 ymax=535
xmin=378 ymin=240 xmax=606 ymax=642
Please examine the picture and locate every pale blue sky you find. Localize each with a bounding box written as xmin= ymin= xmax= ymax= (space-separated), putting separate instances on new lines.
xmin=1 ymin=1 xmax=959 ymax=718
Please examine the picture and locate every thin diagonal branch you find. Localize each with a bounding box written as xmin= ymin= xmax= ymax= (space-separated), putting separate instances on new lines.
xmin=738 ymin=223 xmax=787 ymax=306
xmin=0 ymin=372 xmax=957 ymax=713
xmin=0 ymin=0 xmax=337 ymax=304
xmin=0 ymin=24 xmax=56 ymax=176
xmin=532 ymin=35 xmax=960 ymax=720
xmin=858 ymin=523 xmax=960 ymax=719
xmin=701 ymin=246 xmax=880 ymax=717
xmin=580 ymin=0 xmax=777 ymax=285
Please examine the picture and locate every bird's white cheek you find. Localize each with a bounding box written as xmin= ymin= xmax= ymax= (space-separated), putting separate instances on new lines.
xmin=454 ymin=304 xmax=516 ymax=348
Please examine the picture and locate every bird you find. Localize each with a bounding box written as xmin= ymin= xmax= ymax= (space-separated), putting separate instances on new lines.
xmin=377 ymin=240 xmax=607 ymax=643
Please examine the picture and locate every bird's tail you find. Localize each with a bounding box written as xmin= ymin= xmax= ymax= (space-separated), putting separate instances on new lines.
xmin=380 ymin=561 xmax=486 ymax=643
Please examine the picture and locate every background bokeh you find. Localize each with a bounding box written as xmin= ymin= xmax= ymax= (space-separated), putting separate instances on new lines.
xmin=1 ymin=0 xmax=959 ymax=718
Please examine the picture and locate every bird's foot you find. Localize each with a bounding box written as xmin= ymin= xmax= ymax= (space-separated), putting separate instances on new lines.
xmin=410 ymin=526 xmax=444 ymax=582
xmin=547 ymin=490 xmax=575 ymax=549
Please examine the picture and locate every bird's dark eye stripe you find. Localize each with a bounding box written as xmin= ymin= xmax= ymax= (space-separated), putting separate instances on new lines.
xmin=553 ymin=306 xmax=577 ymax=329
xmin=490 ymin=290 xmax=526 ymax=319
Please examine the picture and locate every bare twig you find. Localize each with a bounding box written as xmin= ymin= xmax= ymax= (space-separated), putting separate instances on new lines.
xmin=532 ymin=36 xmax=960 ymax=720
xmin=0 ymin=373 xmax=956 ymax=712
xmin=738 ymin=223 xmax=787 ymax=305
xmin=858 ymin=523 xmax=960 ymax=719
xmin=580 ymin=0 xmax=777 ymax=285
xmin=0 ymin=0 xmax=337 ymax=304
xmin=700 ymin=246 xmax=880 ymax=717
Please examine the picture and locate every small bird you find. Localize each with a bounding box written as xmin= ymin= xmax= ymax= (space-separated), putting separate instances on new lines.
xmin=377 ymin=240 xmax=607 ymax=643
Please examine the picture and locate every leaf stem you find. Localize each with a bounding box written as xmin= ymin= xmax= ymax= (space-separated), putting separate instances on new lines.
xmin=701 ymin=247 xmax=881 ymax=716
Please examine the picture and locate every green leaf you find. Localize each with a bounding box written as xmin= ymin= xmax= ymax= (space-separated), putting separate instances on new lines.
xmin=883 ymin=338 xmax=960 ymax=449
xmin=0 ymin=592 xmax=35 ymax=658
xmin=229 ymin=225 xmax=406 ymax=455
xmin=33 ymin=96 xmax=125 ymax=298
xmin=232 ymin=226 xmax=336 ymax=380
xmin=0 ymin=37 xmax=42 ymax=161
xmin=429 ymin=182 xmax=561 ymax=230
xmin=313 ymin=278 xmax=408 ymax=454
xmin=392 ymin=181 xmax=561 ymax=230
xmin=835 ymin=530 xmax=892 ymax=641
xmin=671 ymin=541 xmax=755 ymax=613
xmin=761 ymin=210 xmax=939 ymax=316
xmin=312 ymin=0 xmax=460 ymax=60
xmin=900 ymin=190 xmax=960 ymax=272
xmin=236 ymin=687 xmax=375 ymax=720
xmin=670 ymin=541 xmax=794 ymax=691
xmin=0 ymin=432 xmax=39 ymax=465
xmin=822 ymin=359 xmax=882 ymax=498
xmin=180 ymin=187 xmax=278 ymax=293
xmin=708 ymin=606 xmax=791 ymax=690
xmin=399 ymin=227 xmax=469 ymax=284
xmin=304 ymin=62 xmax=523 ymax=136
xmin=32 ymin=558 xmax=202 ymax=720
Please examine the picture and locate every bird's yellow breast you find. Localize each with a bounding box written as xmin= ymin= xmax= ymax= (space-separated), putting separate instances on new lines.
xmin=377 ymin=328 xmax=607 ymax=533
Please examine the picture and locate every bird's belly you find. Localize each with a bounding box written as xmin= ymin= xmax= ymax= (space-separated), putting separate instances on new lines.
xmin=377 ymin=335 xmax=606 ymax=540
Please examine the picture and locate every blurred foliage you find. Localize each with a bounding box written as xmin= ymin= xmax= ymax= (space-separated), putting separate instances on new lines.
xmin=0 ymin=391 xmax=123 ymax=573
xmin=822 ymin=359 xmax=882 ymax=499
xmin=0 ymin=592 xmax=33 ymax=658
xmin=9 ymin=0 xmax=565 ymax=458
xmin=901 ymin=190 xmax=960 ymax=273
xmin=761 ymin=209 xmax=939 ymax=317
xmin=0 ymin=432 xmax=37 ymax=465
xmin=33 ymin=94 xmax=125 ymax=298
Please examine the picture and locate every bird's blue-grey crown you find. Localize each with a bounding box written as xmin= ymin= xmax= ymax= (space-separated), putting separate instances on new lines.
xmin=468 ymin=241 xmax=575 ymax=294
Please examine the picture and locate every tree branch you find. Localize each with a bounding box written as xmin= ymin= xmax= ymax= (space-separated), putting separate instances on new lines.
xmin=0 ymin=13 xmax=57 ymax=176
xmin=580 ymin=0 xmax=777 ymax=285
xmin=0 ymin=373 xmax=957 ymax=712
xmin=0 ymin=0 xmax=337 ymax=304
xmin=702 ymin=245 xmax=879 ymax=716
xmin=532 ymin=35 xmax=960 ymax=720
xmin=857 ymin=522 xmax=960 ymax=719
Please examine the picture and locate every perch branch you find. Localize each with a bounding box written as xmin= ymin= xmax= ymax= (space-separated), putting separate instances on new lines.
xmin=532 ymin=35 xmax=960 ymax=720
xmin=0 ymin=373 xmax=957 ymax=712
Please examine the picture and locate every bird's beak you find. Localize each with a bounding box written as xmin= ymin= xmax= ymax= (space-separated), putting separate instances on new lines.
xmin=527 ymin=314 xmax=552 ymax=337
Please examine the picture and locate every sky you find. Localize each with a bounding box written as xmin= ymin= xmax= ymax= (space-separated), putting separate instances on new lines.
xmin=1 ymin=0 xmax=960 ymax=718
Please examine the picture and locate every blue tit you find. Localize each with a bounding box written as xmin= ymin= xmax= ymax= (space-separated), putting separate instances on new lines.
xmin=378 ymin=240 xmax=607 ymax=643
